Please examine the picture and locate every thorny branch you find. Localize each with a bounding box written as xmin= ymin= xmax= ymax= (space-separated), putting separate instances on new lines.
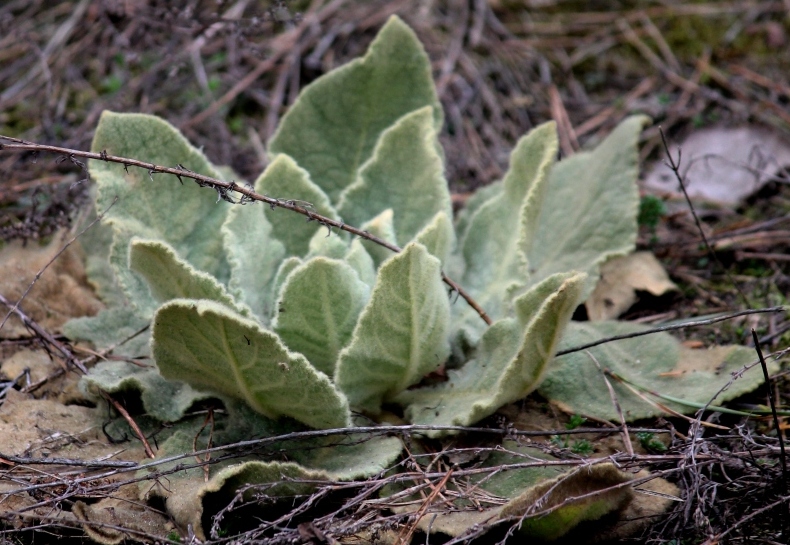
xmin=0 ymin=135 xmax=493 ymax=325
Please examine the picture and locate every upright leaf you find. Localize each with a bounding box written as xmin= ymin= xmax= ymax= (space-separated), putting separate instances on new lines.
xmin=335 ymin=243 xmax=450 ymax=413
xmin=344 ymin=239 xmax=377 ymax=287
xmin=359 ymin=209 xmax=398 ymax=268
xmin=222 ymin=194 xmax=286 ymax=324
xmin=268 ymin=16 xmax=442 ymax=202
xmin=129 ymin=239 xmax=250 ymax=317
xmin=398 ymin=272 xmax=585 ymax=433
xmin=337 ymin=107 xmax=452 ymax=246
xmin=255 ymin=154 xmax=339 ymax=257
xmin=459 ymin=122 xmax=558 ymax=323
xmin=414 ymin=211 xmax=455 ymax=264
xmin=91 ymin=112 xmax=231 ymax=311
xmin=525 ymin=116 xmax=649 ymax=297
xmin=153 ymin=299 xmax=351 ymax=429
xmin=274 ymin=258 xmax=370 ymax=376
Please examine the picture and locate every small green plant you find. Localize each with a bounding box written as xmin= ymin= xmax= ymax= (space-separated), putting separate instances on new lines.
xmin=638 ymin=194 xmax=666 ymax=231
xmin=566 ymin=414 xmax=587 ymax=429
xmin=63 ymin=15 xmax=772 ymax=543
xmin=637 ymin=432 xmax=667 ymax=452
xmin=166 ymin=531 xmax=181 ymax=543
xmin=571 ymin=439 xmax=594 ymax=455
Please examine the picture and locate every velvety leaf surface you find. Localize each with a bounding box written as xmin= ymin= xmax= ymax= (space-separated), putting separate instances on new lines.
xmin=129 ymin=239 xmax=250 ymax=316
xmin=414 ymin=211 xmax=455 ymax=264
xmin=268 ymin=15 xmax=442 ymax=202
xmin=64 ymin=306 xmax=151 ymax=358
xmin=337 ymin=107 xmax=451 ymax=245
xmin=335 ymin=243 xmax=450 ymax=413
xmin=274 ymin=258 xmax=370 ymax=376
xmin=359 ymin=208 xmax=398 ymax=268
xmin=539 ymin=321 xmax=773 ymax=421
xmin=397 ymin=272 xmax=584 ymax=433
xmin=457 ymin=122 xmax=558 ymax=333
xmin=81 ymin=360 xmax=215 ymax=422
xmin=222 ymin=190 xmax=286 ymax=324
xmin=344 ymin=239 xmax=377 ymax=287
xmin=91 ymin=111 xmax=231 ymax=311
xmin=152 ymin=299 xmax=351 ymax=429
xmin=525 ymin=116 xmax=649 ymax=297
xmin=255 ymin=154 xmax=339 ymax=257
xmin=305 ymin=227 xmax=349 ymax=260
xmin=270 ymin=256 xmax=303 ymax=319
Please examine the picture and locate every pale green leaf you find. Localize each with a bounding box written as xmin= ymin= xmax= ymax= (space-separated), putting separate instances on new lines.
xmin=268 ymin=15 xmax=442 ymax=202
xmin=526 ymin=116 xmax=649 ymax=297
xmin=222 ymin=195 xmax=286 ymax=324
xmin=398 ymin=272 xmax=585 ymax=433
xmin=305 ymin=227 xmax=349 ymax=260
xmin=337 ymin=107 xmax=451 ymax=246
xmin=414 ymin=211 xmax=455 ymax=264
xmin=453 ymin=180 xmax=502 ymax=246
xmin=335 ymin=243 xmax=450 ymax=413
xmin=91 ymin=111 xmax=231 ymax=310
xmin=63 ymin=306 xmax=150 ymax=358
xmin=344 ymin=239 xmax=376 ymax=287
xmin=129 ymin=239 xmax=251 ymax=317
xmin=270 ymin=256 xmax=302 ymax=319
xmin=74 ymin=200 xmax=125 ymax=307
xmin=255 ymin=154 xmax=339 ymax=257
xmin=274 ymin=258 xmax=370 ymax=376
xmin=80 ymin=361 xmax=215 ymax=422
xmin=152 ymin=299 xmax=351 ymax=429
xmin=458 ymin=122 xmax=558 ymax=329
xmin=539 ymin=321 xmax=773 ymax=421
xmin=359 ymin=209 xmax=398 ymax=268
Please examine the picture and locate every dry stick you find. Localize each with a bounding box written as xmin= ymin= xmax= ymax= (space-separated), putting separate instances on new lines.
xmin=0 ymin=292 xmax=87 ymax=374
xmin=659 ymin=127 xmax=752 ymax=308
xmin=100 ymin=391 xmax=156 ymax=459
xmin=0 ymin=136 xmax=493 ymax=325
xmin=752 ymin=329 xmax=788 ymax=489
xmin=556 ymin=306 xmax=785 ymax=356
xmin=0 ymin=196 xmax=118 ymax=333
xmin=396 ymin=469 xmax=453 ymax=545
xmin=587 ymin=351 xmax=634 ymax=457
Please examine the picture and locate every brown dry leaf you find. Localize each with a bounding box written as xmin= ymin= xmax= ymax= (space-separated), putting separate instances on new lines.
xmin=0 ymin=232 xmax=102 ymax=338
xmin=586 ymin=252 xmax=677 ymax=321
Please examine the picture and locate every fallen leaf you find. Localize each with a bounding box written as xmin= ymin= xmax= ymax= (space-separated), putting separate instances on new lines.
xmin=586 ymin=252 xmax=677 ymax=321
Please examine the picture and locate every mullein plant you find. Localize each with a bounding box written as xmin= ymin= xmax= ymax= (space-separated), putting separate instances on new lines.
xmin=66 ymin=16 xmax=769 ymax=542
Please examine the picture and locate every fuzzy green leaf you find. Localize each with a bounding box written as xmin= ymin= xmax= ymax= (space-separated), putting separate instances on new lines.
xmin=268 ymin=16 xmax=442 ymax=202
xmin=64 ymin=306 xmax=151 ymax=358
xmin=274 ymin=258 xmax=370 ymax=376
xmin=81 ymin=361 xmax=215 ymax=422
xmin=270 ymin=256 xmax=302 ymax=319
xmin=337 ymin=107 xmax=452 ymax=246
xmin=152 ymin=299 xmax=351 ymax=429
xmin=525 ymin=116 xmax=649 ymax=296
xmin=305 ymin=228 xmax=349 ymax=260
xmin=91 ymin=111 xmax=231 ymax=313
xmin=359 ymin=208 xmax=398 ymax=268
xmin=414 ymin=211 xmax=455 ymax=264
xmin=539 ymin=321 xmax=774 ymax=421
xmin=344 ymin=239 xmax=377 ymax=287
xmin=129 ymin=239 xmax=250 ymax=316
xmin=222 ymin=193 xmax=286 ymax=324
xmin=255 ymin=154 xmax=340 ymax=257
xmin=398 ymin=272 xmax=585 ymax=433
xmin=335 ymin=243 xmax=450 ymax=413
xmin=458 ymin=122 xmax=558 ymax=326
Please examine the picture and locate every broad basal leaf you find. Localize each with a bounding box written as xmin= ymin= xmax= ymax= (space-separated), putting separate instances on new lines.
xmin=335 ymin=243 xmax=450 ymax=413
xmin=337 ymin=107 xmax=452 ymax=246
xmin=306 ymin=227 xmax=349 ymax=260
xmin=255 ymin=154 xmax=340 ymax=257
xmin=458 ymin=122 xmax=558 ymax=331
xmin=525 ymin=116 xmax=649 ymax=298
xmin=91 ymin=111 xmax=231 ymax=309
xmin=268 ymin=15 xmax=442 ymax=202
xmin=129 ymin=239 xmax=251 ymax=316
xmin=539 ymin=320 xmax=774 ymax=421
xmin=398 ymin=272 xmax=585 ymax=433
xmin=270 ymin=256 xmax=302 ymax=320
xmin=222 ymin=192 xmax=286 ymax=324
xmin=152 ymin=299 xmax=351 ymax=429
xmin=64 ymin=306 xmax=151 ymax=358
xmin=81 ymin=360 xmax=215 ymax=422
xmin=274 ymin=258 xmax=370 ymax=376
